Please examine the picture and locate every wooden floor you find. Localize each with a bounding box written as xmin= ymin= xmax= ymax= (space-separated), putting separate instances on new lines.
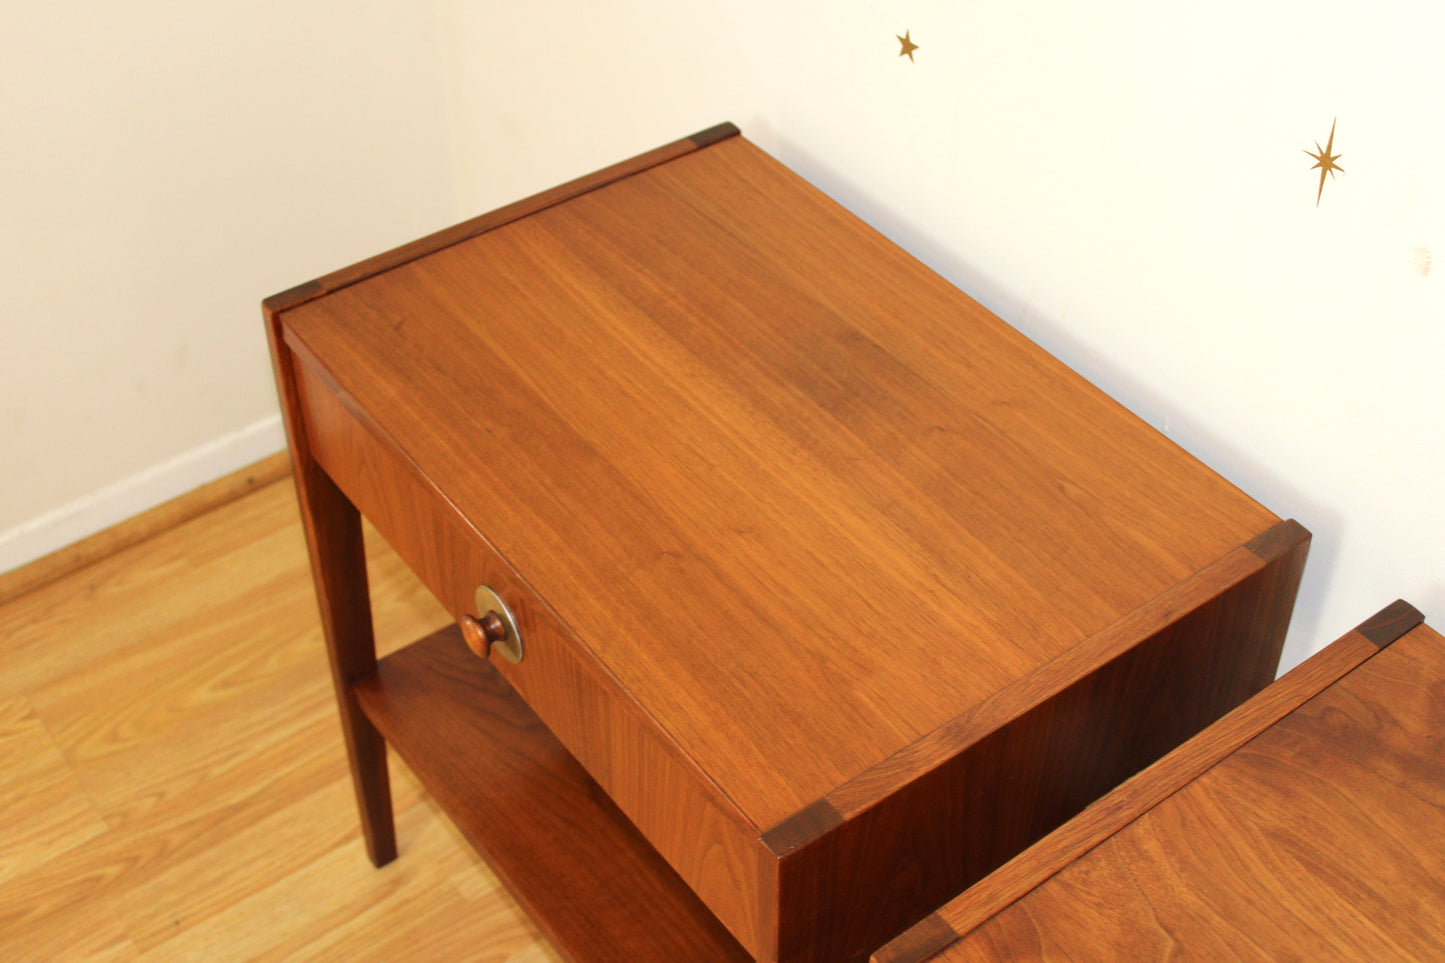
xmin=0 ymin=476 xmax=563 ymax=962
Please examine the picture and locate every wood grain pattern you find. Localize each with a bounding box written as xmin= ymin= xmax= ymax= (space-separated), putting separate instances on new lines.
xmin=883 ymin=606 xmax=1443 ymax=962
xmin=0 ymin=477 xmax=562 ymax=961
xmin=355 ymin=625 xmax=752 ymax=963
xmin=282 ymin=281 xmax=1304 ymax=963
xmin=262 ymin=123 xmax=739 ymax=316
xmin=278 ymin=131 xmax=1282 ymax=828
xmin=0 ymin=696 xmax=110 ymax=886
xmin=270 ymin=127 xmax=1304 ymax=963
xmin=772 ymin=522 xmax=1307 ymax=963
xmin=267 ymin=292 xmax=396 ymax=867
xmin=871 ymin=626 xmax=1384 ymax=962
xmin=779 ymin=520 xmax=1309 ymax=835
xmin=288 ymin=350 xmax=765 ymax=955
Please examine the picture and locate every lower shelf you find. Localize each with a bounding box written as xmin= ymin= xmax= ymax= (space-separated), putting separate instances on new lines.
xmin=352 ymin=624 xmax=751 ymax=963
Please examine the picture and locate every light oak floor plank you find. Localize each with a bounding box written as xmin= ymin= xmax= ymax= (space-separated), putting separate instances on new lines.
xmin=0 ymin=696 xmax=110 ymax=886
xmin=4 ymin=891 xmax=140 ymax=963
xmin=0 ymin=478 xmax=563 ymax=962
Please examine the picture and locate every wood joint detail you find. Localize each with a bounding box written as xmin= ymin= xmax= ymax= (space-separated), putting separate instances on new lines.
xmin=262 ymin=279 xmax=325 ymax=315
xmin=761 ymin=798 xmax=844 ymax=855
xmin=1243 ymin=518 xmax=1310 ymax=562
xmin=1354 ymin=599 xmax=1425 ymax=649
xmin=868 ymin=913 xmax=958 ymax=963
xmin=690 ymin=121 xmax=741 ymax=148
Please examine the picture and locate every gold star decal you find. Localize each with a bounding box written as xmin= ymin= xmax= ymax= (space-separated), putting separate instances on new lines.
xmin=1304 ymin=118 xmax=1344 ymax=206
xmin=897 ymin=30 xmax=918 ymax=63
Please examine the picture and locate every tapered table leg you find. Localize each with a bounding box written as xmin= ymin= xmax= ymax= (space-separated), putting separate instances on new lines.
xmin=295 ymin=462 xmax=397 ymax=866
xmin=266 ymin=303 xmax=396 ymax=867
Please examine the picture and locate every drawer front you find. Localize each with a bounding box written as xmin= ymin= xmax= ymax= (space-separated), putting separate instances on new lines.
xmin=291 ymin=350 xmax=768 ymax=957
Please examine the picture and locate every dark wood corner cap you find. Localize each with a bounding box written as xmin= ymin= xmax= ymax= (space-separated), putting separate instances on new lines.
xmin=690 ymin=121 xmax=741 ymax=148
xmin=1243 ymin=518 xmax=1311 ymax=562
xmin=262 ymin=279 xmax=325 ymax=315
xmin=760 ymin=798 xmax=844 ymax=856
xmin=869 ymin=913 xmax=959 ymax=963
xmin=1354 ymin=599 xmax=1425 ymax=649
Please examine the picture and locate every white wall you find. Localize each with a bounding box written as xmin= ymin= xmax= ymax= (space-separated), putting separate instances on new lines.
xmin=437 ymin=0 xmax=1443 ymax=667
xmin=5 ymin=1 xmax=1440 ymax=669
xmin=1 ymin=1 xmax=459 ymax=567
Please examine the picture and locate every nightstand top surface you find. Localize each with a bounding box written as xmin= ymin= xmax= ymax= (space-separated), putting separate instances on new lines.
xmin=279 ymin=134 xmax=1279 ymax=828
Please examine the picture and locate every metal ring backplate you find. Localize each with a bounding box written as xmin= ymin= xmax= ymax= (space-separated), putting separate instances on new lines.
xmin=474 ymin=584 xmax=524 ymax=664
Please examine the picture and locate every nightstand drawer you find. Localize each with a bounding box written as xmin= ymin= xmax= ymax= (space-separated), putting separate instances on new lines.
xmin=287 ymin=344 xmax=766 ymax=951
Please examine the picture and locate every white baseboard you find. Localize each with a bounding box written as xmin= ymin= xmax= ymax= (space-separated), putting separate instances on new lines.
xmin=0 ymin=414 xmax=287 ymax=575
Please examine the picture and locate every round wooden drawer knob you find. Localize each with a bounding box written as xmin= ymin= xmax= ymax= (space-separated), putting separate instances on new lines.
xmin=460 ymin=611 xmax=508 ymax=659
xmin=461 ymin=585 xmax=526 ymax=663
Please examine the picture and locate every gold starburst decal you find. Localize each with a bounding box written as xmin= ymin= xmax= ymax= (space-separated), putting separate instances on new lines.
xmin=1304 ymin=119 xmax=1344 ymax=206
xmin=897 ymin=30 xmax=918 ymax=63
